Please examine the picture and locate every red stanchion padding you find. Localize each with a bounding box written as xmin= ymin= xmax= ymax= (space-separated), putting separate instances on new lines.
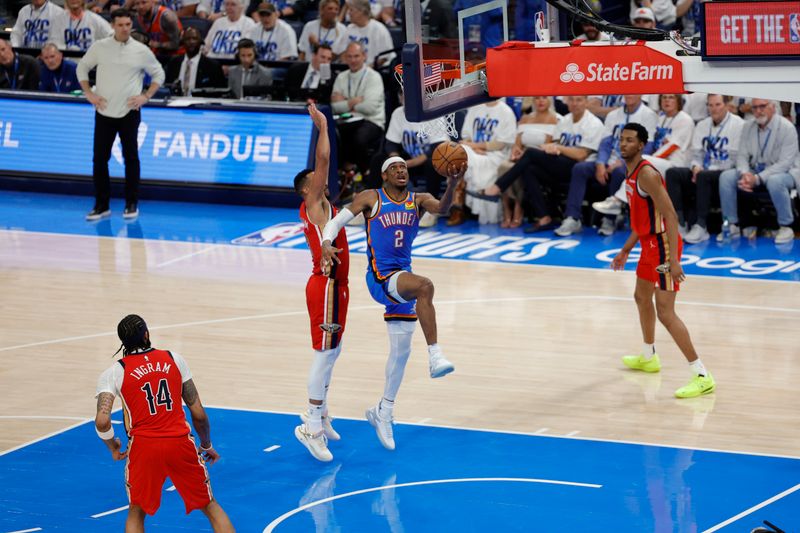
xmin=486 ymin=40 xmax=686 ymax=97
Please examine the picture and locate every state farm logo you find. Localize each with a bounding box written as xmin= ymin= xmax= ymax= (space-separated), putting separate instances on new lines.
xmin=560 ymin=63 xmax=585 ymax=82
xmin=559 ymin=61 xmax=675 ymax=83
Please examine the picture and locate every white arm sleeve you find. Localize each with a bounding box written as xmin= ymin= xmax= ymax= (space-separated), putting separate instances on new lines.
xmin=170 ymin=351 xmax=193 ymax=383
xmin=322 ymin=208 xmax=355 ymax=243
xmin=95 ymin=364 xmax=123 ymax=398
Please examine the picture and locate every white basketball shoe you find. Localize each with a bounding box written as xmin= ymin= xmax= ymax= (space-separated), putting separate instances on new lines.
xmin=294 ymin=424 xmax=333 ymax=462
xmin=366 ymin=405 xmax=395 ymax=450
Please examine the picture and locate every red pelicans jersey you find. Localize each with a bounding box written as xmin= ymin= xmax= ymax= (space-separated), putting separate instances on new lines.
xmin=625 ymin=159 xmax=666 ymax=237
xmin=138 ymin=6 xmax=184 ymax=55
xmin=300 ymin=200 xmax=350 ymax=281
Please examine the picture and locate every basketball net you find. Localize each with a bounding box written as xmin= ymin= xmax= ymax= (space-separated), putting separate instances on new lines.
xmin=394 ymin=60 xmax=462 ymax=142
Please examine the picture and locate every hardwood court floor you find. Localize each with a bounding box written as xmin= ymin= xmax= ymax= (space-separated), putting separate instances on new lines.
xmin=1 ymin=229 xmax=798 ymax=458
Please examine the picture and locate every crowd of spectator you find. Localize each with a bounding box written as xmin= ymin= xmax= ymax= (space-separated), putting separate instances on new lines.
xmin=1 ymin=0 xmax=798 ymax=241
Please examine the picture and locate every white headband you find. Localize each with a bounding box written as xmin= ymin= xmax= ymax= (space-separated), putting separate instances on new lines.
xmin=381 ymin=156 xmax=406 ymax=173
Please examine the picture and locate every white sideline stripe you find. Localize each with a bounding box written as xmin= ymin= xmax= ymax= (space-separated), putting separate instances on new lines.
xmin=2 ymin=295 xmax=795 ymax=354
xmin=5 ymin=528 xmax=43 ymax=533
xmin=155 ymin=246 xmax=217 ymax=268
xmin=701 ymin=483 xmax=800 ymax=532
xmin=263 ymin=445 xmax=280 ymax=452
xmin=166 ymin=485 xmax=176 ymax=492
xmin=0 ymin=415 xmax=90 ymax=422
xmin=204 ymin=405 xmax=800 ymax=461
xmin=263 ymin=477 xmax=602 ymax=532
xmin=91 ymin=505 xmax=129 ymax=518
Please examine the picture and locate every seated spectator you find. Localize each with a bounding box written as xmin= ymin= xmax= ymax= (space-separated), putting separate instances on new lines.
xmin=588 ymin=94 xmax=622 ymax=121
xmin=248 ymin=2 xmax=299 ymax=61
xmin=631 ymin=6 xmax=656 ymax=29
xmin=166 ymin=27 xmax=226 ymax=94
xmin=556 ymin=94 xmax=658 ymax=236
xmin=642 ymin=94 xmax=695 ymax=180
xmin=38 ymin=42 xmax=80 ymax=93
xmin=367 ymin=92 xmax=451 ymax=226
xmin=683 ymin=92 xmax=710 ymax=123
xmin=11 ymin=0 xmax=65 ymax=49
xmin=204 ymin=0 xmax=257 ymax=59
xmin=286 ymin=43 xmax=335 ymax=103
xmin=246 ymin=0 xmax=311 ymax=21
xmin=719 ymin=99 xmax=799 ymax=244
xmin=0 ymin=39 xmax=41 ymax=90
xmin=498 ymin=96 xmax=559 ymax=229
xmin=343 ymin=0 xmax=395 ymax=67
xmin=447 ymin=99 xmax=517 ymax=226
xmin=374 ymin=0 xmax=398 ymax=27
xmin=576 ymin=22 xmax=610 ymax=41
xmin=197 ymin=0 xmax=226 ymax=20
xmin=484 ymin=96 xmax=604 ymax=233
xmin=227 ymin=38 xmax=272 ymax=98
xmin=666 ymin=94 xmax=744 ymax=243
xmin=298 ymin=0 xmax=348 ymax=61
xmin=331 ymin=41 xmax=386 ymax=180
xmin=51 ymin=0 xmax=113 ymax=52
xmin=134 ymin=0 xmax=183 ymax=61
xmin=630 ymin=0 xmax=694 ymax=31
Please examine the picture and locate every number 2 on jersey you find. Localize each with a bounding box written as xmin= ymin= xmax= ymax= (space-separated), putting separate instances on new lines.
xmin=141 ymin=379 xmax=174 ymax=415
xmin=394 ymin=229 xmax=404 ymax=248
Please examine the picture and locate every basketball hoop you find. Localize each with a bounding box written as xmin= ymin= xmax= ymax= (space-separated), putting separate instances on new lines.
xmin=394 ymin=59 xmax=479 ymax=141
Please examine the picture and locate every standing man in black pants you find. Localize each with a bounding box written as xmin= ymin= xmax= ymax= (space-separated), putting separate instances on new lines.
xmin=77 ymin=8 xmax=165 ymax=221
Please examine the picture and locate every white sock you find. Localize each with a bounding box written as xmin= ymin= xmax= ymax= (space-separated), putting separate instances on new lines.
xmin=383 ymin=321 xmax=415 ymax=404
xmin=307 ymin=403 xmax=324 ymax=433
xmin=642 ymin=343 xmax=655 ymax=360
xmin=689 ymin=359 xmax=707 ymax=377
xmin=379 ymin=397 xmax=394 ymax=419
xmin=428 ymin=343 xmax=441 ymax=357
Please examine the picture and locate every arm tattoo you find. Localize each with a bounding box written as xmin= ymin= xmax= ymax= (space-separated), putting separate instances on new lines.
xmin=182 ymin=379 xmax=199 ymax=406
xmin=96 ymin=393 xmax=115 ymax=416
xmin=161 ymin=13 xmax=181 ymax=50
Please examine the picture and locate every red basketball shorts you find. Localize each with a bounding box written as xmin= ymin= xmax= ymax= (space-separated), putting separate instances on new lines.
xmin=306 ymin=275 xmax=348 ymax=351
xmin=637 ymin=233 xmax=683 ymax=292
xmin=126 ymin=434 xmax=212 ymax=515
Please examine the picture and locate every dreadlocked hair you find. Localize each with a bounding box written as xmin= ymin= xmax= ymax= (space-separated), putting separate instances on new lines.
xmin=115 ymin=314 xmax=151 ymax=356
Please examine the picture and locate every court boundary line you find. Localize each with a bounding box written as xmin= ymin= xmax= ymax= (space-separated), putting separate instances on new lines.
xmin=702 ymin=482 xmax=800 ymax=532
xmin=0 ymin=294 xmax=796 ymax=354
xmin=2 ymin=228 xmax=798 ymax=286
xmin=263 ymin=477 xmax=603 ymax=532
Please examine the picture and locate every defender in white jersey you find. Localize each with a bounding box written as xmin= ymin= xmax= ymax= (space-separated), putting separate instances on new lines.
xmin=665 ymin=94 xmax=744 ymax=243
xmin=12 ymin=0 xmax=65 ymax=49
xmin=248 ymin=2 xmax=298 ymax=61
xmin=298 ymin=0 xmax=348 ymax=60
xmin=448 ymin=99 xmax=517 ymax=225
xmin=203 ymin=0 xmax=256 ymax=59
xmin=51 ymin=0 xmax=113 ymax=52
xmin=343 ymin=0 xmax=395 ymax=67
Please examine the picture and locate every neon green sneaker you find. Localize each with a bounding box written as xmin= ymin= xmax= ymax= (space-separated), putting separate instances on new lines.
xmin=621 ymin=353 xmax=661 ymax=373
xmin=675 ymin=374 xmax=716 ymax=399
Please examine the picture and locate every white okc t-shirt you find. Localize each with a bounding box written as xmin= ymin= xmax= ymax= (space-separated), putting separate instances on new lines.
xmin=298 ymin=20 xmax=349 ymax=57
xmin=248 ymin=19 xmax=299 ymax=61
xmin=204 ymin=15 xmax=257 ymax=59
xmin=51 ymin=10 xmax=113 ymax=52
xmin=344 ymin=20 xmax=395 ymax=65
xmin=385 ymin=106 xmax=450 ymax=157
xmin=554 ymin=110 xmax=605 ymax=161
xmin=461 ymin=101 xmax=518 ymax=166
xmin=648 ymin=110 xmax=695 ymax=168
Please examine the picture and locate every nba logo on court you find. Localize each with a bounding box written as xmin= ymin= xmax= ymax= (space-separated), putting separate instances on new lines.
xmin=790 ymin=13 xmax=800 ymax=43
xmin=232 ymin=222 xmax=304 ymax=246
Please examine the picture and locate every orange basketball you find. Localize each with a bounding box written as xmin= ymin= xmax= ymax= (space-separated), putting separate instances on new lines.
xmin=431 ymin=141 xmax=468 ymax=177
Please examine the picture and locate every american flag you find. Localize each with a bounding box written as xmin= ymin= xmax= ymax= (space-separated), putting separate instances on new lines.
xmin=423 ymin=62 xmax=442 ymax=87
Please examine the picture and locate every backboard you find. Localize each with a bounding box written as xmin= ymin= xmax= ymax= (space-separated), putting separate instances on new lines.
xmin=401 ymin=0 xmax=566 ymax=122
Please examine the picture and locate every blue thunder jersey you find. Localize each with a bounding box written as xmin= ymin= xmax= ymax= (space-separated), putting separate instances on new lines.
xmin=366 ymin=189 xmax=419 ymax=281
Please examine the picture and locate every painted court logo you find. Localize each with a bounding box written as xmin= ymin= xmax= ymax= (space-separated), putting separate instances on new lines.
xmin=560 ymin=63 xmax=585 ymax=83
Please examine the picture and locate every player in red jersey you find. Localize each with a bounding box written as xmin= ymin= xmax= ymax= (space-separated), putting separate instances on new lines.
xmin=94 ymin=314 xmax=234 ymax=532
xmin=611 ymin=123 xmax=715 ymax=399
xmin=292 ymin=103 xmax=350 ymax=462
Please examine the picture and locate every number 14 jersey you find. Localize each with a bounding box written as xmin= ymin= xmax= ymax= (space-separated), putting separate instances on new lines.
xmin=96 ymin=349 xmax=192 ymax=438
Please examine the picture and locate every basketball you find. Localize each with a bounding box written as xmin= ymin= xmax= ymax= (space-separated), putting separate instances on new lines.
xmin=432 ymin=141 xmax=468 ymax=177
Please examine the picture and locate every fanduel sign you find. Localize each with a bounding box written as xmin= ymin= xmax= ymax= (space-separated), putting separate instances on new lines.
xmin=0 ymin=97 xmax=313 ymax=188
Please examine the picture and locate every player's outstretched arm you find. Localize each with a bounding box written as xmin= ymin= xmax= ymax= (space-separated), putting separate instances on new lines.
xmin=418 ymin=161 xmax=466 ymax=216
xmin=95 ymin=392 xmax=127 ymax=460
xmin=320 ymin=189 xmax=378 ymax=273
xmin=638 ymin=166 xmax=686 ymax=282
xmin=306 ymin=103 xmax=330 ymax=203
xmin=183 ymin=379 xmax=219 ymax=464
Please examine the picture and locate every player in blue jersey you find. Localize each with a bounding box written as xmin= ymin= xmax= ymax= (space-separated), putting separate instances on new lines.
xmin=320 ymin=155 xmax=464 ymax=450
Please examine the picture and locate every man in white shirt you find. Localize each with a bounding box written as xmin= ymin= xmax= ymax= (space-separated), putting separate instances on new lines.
xmin=298 ymin=0 xmax=348 ymax=60
xmin=486 ymin=95 xmax=604 ymax=233
xmin=247 ymin=2 xmax=298 ymax=61
xmin=666 ymin=94 xmax=743 ymax=243
xmin=11 ymin=0 xmax=65 ymax=49
xmin=719 ymin=99 xmax=799 ymax=244
xmin=204 ymin=0 xmax=256 ymax=59
xmin=343 ymin=0 xmax=395 ymax=67
xmin=448 ymin=99 xmax=517 ymax=225
xmin=331 ymin=41 xmax=385 ymax=178
xmin=77 ymin=8 xmax=165 ymax=221
xmin=51 ymin=0 xmax=112 ymax=51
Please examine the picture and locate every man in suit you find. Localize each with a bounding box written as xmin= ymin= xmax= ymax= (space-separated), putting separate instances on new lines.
xmin=227 ymin=37 xmax=272 ymax=99
xmin=165 ymin=27 xmax=225 ymax=95
xmin=286 ymin=43 xmax=334 ymax=104
xmin=0 ymin=39 xmax=40 ymax=91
